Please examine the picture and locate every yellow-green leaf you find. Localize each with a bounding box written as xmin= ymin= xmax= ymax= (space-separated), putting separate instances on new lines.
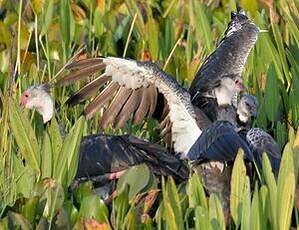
xmin=9 ymin=99 xmax=40 ymax=175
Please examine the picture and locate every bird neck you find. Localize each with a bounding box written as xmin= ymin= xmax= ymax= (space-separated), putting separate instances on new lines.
xmin=215 ymin=86 xmax=234 ymax=106
xmin=237 ymin=110 xmax=249 ymax=123
xmin=35 ymin=96 xmax=54 ymax=124
xmin=236 ymin=111 xmax=251 ymax=129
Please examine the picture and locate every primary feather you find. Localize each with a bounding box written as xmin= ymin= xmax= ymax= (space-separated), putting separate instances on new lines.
xmin=58 ymin=57 xmax=203 ymax=155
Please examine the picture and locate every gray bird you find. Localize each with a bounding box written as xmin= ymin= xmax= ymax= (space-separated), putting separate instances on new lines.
xmin=186 ymin=94 xmax=280 ymax=173
xmin=56 ymin=8 xmax=259 ymax=154
xmin=57 ymin=57 xmax=210 ymax=157
xmin=184 ymin=94 xmax=281 ymax=217
xmin=216 ymin=93 xmax=258 ymax=129
xmin=19 ymin=85 xmax=189 ymax=193
xmin=189 ymin=8 xmax=259 ymax=121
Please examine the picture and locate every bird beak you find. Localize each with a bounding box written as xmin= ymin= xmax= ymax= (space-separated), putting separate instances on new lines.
xmin=238 ymin=82 xmax=247 ymax=93
xmin=251 ymin=107 xmax=257 ymax=117
xmin=19 ymin=95 xmax=26 ymax=108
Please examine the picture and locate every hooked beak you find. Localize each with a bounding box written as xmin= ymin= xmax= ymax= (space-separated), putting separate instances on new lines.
xmin=250 ymin=106 xmax=257 ymax=117
xmin=19 ymin=95 xmax=26 ymax=108
xmin=246 ymin=103 xmax=257 ymax=117
xmin=238 ymin=82 xmax=246 ymax=93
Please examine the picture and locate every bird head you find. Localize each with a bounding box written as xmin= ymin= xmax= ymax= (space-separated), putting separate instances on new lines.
xmin=216 ymin=76 xmax=245 ymax=106
xmin=20 ymin=84 xmax=54 ymax=123
xmin=237 ymin=94 xmax=258 ymax=123
xmin=233 ymin=76 xmax=246 ymax=93
xmin=225 ymin=7 xmax=257 ymax=38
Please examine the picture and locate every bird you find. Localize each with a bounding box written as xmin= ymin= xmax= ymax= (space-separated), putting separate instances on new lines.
xmin=184 ymin=94 xmax=281 ymax=220
xmin=19 ymin=84 xmax=53 ymax=123
xmin=19 ymin=84 xmax=189 ymax=193
xmin=56 ymin=7 xmax=259 ymax=152
xmin=189 ymin=7 xmax=260 ymax=121
xmin=56 ymin=59 xmax=278 ymax=223
xmin=57 ymin=57 xmax=209 ymax=157
xmin=55 ymin=7 xmax=280 ymax=217
xmin=215 ymin=93 xmax=258 ymax=130
xmin=186 ymin=94 xmax=281 ymax=175
xmin=54 ymin=8 xmax=266 ymax=212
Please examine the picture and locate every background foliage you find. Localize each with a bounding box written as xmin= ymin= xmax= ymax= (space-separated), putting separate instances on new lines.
xmin=0 ymin=0 xmax=298 ymax=229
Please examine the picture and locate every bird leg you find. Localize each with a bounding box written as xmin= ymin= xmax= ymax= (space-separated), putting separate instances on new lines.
xmin=69 ymin=169 xmax=127 ymax=191
xmin=107 ymin=169 xmax=127 ymax=180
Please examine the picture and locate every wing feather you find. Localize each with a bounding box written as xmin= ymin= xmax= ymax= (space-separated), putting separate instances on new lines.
xmin=114 ymin=88 xmax=142 ymax=128
xmin=132 ymin=87 xmax=151 ymax=124
xmin=59 ymin=57 xmax=202 ymax=154
xmin=147 ymin=85 xmax=158 ymax=117
xmin=100 ymin=87 xmax=132 ymax=129
xmin=57 ymin=62 xmax=105 ymax=86
xmin=66 ymin=74 xmax=111 ymax=106
xmin=185 ymin=121 xmax=253 ymax=162
xmin=84 ymin=82 xmax=120 ymax=118
xmin=189 ymin=9 xmax=259 ymax=103
xmin=246 ymin=128 xmax=281 ymax=174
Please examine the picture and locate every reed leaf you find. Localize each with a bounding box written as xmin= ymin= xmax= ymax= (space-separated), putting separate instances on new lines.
xmin=9 ymin=99 xmax=40 ymax=176
xmin=230 ymin=149 xmax=247 ymax=227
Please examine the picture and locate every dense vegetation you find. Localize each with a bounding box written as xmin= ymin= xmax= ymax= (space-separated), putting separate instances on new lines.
xmin=0 ymin=0 xmax=298 ymax=229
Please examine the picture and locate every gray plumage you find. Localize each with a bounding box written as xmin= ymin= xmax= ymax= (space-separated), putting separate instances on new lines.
xmin=189 ymin=8 xmax=259 ymax=119
xmin=58 ymin=57 xmax=203 ymax=155
xmin=75 ymin=134 xmax=189 ymax=184
xmin=246 ymin=128 xmax=281 ymax=174
xmin=187 ymin=94 xmax=281 ymax=175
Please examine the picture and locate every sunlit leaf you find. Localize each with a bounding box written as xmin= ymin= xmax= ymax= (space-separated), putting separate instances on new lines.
xmin=189 ymin=0 xmax=213 ymax=53
xmin=41 ymin=132 xmax=52 ymax=178
xmin=187 ymin=172 xmax=208 ymax=209
xmin=60 ymin=0 xmax=75 ymax=59
xmin=262 ymin=154 xmax=277 ymax=229
xmin=209 ymin=194 xmax=225 ymax=230
xmin=79 ymin=195 xmax=109 ymax=223
xmin=40 ymin=0 xmax=54 ymax=36
xmin=53 ymin=117 xmax=84 ymax=186
xmin=277 ymin=145 xmax=295 ymax=230
xmin=9 ymin=99 xmax=40 ymax=175
xmin=230 ymin=149 xmax=247 ymax=227
xmin=117 ymin=164 xmax=152 ymax=200
xmin=30 ymin=0 xmax=44 ymax=15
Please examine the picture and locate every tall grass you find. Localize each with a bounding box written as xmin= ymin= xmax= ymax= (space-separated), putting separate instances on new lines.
xmin=0 ymin=0 xmax=298 ymax=228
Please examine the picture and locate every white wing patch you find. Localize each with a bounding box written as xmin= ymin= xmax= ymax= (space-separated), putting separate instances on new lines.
xmin=104 ymin=58 xmax=150 ymax=89
xmin=103 ymin=57 xmax=202 ymax=155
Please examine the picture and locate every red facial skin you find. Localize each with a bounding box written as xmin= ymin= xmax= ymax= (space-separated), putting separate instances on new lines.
xmin=235 ymin=79 xmax=246 ymax=92
xmin=19 ymin=92 xmax=29 ymax=107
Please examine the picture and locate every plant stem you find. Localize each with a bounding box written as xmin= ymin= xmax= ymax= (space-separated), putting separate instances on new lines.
xmin=123 ymin=13 xmax=138 ymax=58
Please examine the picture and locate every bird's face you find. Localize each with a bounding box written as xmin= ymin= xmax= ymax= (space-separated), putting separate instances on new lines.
xmin=238 ymin=94 xmax=258 ymax=118
xmin=215 ymin=77 xmax=245 ymax=106
xmin=233 ymin=77 xmax=245 ymax=93
xmin=20 ymin=84 xmax=54 ymax=123
xmin=20 ymin=87 xmax=39 ymax=109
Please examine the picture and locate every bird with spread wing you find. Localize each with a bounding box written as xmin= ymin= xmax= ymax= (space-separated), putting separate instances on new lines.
xmin=189 ymin=7 xmax=259 ymax=121
xmin=20 ymin=7 xmax=283 ymax=223
xmin=56 ymin=8 xmax=259 ymax=155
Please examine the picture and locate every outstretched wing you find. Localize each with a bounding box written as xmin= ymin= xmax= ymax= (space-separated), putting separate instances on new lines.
xmin=246 ymin=128 xmax=281 ymax=174
xmin=76 ymin=134 xmax=189 ymax=182
xmin=189 ymin=8 xmax=259 ymax=104
xmin=57 ymin=57 xmax=202 ymax=155
xmin=184 ymin=120 xmax=253 ymax=162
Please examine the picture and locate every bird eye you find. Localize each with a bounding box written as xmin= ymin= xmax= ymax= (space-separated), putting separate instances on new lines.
xmin=235 ymin=79 xmax=240 ymax=84
xmin=24 ymin=94 xmax=29 ymax=98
